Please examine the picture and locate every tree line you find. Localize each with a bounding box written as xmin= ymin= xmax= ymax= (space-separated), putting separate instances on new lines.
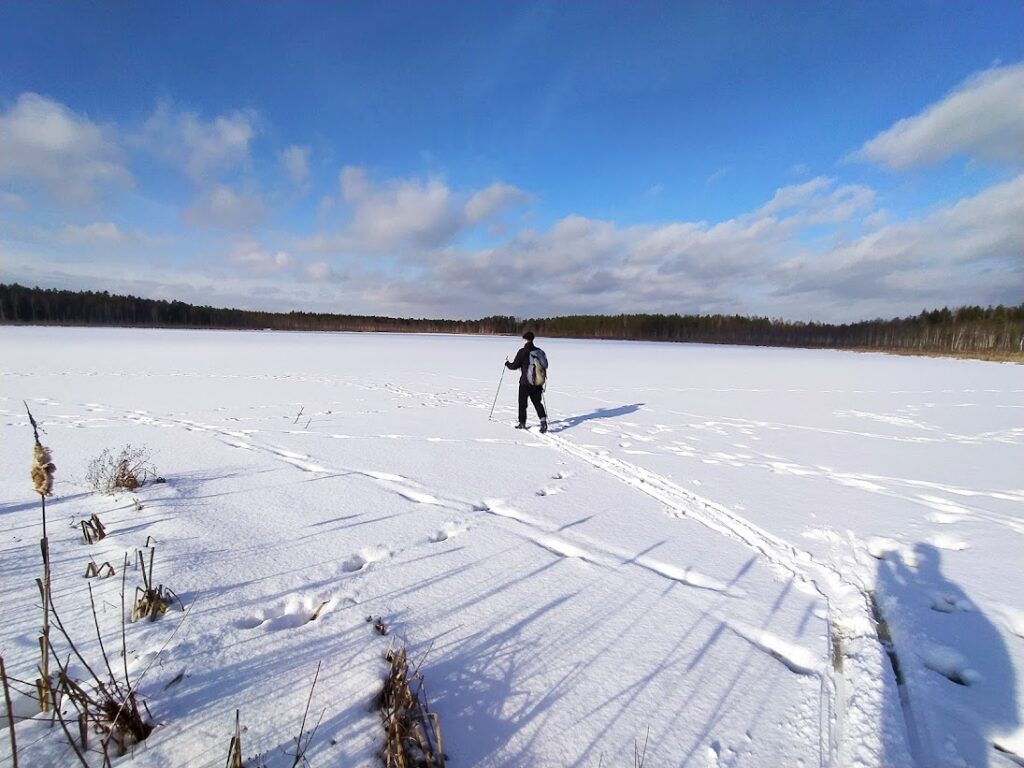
xmin=2 ymin=283 xmax=1022 ymax=359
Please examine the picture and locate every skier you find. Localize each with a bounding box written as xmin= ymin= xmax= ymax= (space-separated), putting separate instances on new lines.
xmin=505 ymin=331 xmax=548 ymax=432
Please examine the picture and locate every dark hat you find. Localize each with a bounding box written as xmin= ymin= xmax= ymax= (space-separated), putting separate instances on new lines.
xmin=522 ymin=331 xmax=535 ymax=341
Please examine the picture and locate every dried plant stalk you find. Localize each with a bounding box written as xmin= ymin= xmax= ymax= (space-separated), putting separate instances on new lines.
xmin=131 ymin=548 xmax=181 ymax=621
xmin=226 ymin=709 xmax=243 ymax=768
xmin=25 ymin=404 xmax=53 ymax=713
xmin=378 ymin=643 xmax=445 ymax=768
xmin=81 ymin=514 xmax=107 ymax=544
xmin=1 ymin=656 xmax=18 ymax=768
xmin=85 ymin=561 xmax=116 ymax=579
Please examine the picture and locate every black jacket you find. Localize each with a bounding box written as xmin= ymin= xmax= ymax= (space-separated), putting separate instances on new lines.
xmin=506 ymin=342 xmax=544 ymax=385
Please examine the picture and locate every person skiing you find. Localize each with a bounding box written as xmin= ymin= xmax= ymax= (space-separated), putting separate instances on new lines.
xmin=505 ymin=331 xmax=548 ymax=432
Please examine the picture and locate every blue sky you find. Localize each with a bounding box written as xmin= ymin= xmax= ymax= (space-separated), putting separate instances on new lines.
xmin=1 ymin=2 xmax=1022 ymax=321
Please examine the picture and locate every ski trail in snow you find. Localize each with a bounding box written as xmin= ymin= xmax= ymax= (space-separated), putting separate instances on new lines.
xmin=537 ymin=430 xmax=916 ymax=768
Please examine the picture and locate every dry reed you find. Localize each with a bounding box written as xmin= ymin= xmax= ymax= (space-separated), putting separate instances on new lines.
xmin=378 ymin=643 xmax=445 ymax=768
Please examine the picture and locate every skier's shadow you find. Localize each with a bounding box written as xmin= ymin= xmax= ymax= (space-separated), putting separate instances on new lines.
xmin=877 ymin=543 xmax=1020 ymax=766
xmin=550 ymin=403 xmax=644 ymax=432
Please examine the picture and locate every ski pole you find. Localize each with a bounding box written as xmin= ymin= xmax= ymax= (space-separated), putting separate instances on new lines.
xmin=488 ymin=364 xmax=506 ymax=421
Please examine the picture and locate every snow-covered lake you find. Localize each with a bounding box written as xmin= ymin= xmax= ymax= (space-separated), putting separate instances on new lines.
xmin=1 ymin=326 xmax=1022 ymax=767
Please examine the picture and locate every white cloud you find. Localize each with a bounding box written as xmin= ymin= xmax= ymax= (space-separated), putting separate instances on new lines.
xmin=463 ymin=182 xmax=531 ymax=225
xmin=139 ymin=102 xmax=256 ymax=181
xmin=377 ymin=179 xmax=872 ymax=316
xmin=772 ymin=173 xmax=1024 ymax=307
xmin=855 ymin=62 xmax=1024 ymax=170
xmin=754 ymin=177 xmax=875 ymax=226
xmin=228 ymin=239 xmax=294 ymax=276
xmin=863 ymin=209 xmax=890 ymax=230
xmin=281 ymin=145 xmax=311 ymax=192
xmin=183 ymin=185 xmax=266 ymax=230
xmin=0 ymin=92 xmax=132 ymax=202
xmin=304 ymin=168 xmax=528 ymax=253
xmin=369 ymin=175 xmax=1020 ymax=320
xmin=346 ymin=169 xmax=455 ymax=248
xmin=305 ymin=261 xmax=334 ymax=281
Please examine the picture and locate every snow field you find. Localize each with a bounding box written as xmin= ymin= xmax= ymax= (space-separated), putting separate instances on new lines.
xmin=0 ymin=327 xmax=1021 ymax=767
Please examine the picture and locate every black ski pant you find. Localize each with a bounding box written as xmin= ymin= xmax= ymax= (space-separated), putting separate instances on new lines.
xmin=518 ymin=383 xmax=546 ymax=425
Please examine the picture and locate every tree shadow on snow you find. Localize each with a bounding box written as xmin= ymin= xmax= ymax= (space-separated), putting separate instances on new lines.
xmin=876 ymin=543 xmax=1020 ymax=767
xmin=549 ymin=403 xmax=645 ymax=432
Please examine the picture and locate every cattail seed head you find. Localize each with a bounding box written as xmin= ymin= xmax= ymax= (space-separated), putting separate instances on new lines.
xmin=31 ymin=442 xmax=56 ymax=496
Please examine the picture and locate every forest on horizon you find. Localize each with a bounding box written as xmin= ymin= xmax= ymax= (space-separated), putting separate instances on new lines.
xmin=2 ymin=283 xmax=1022 ymax=361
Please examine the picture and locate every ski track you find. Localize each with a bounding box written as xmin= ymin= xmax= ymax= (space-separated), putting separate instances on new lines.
xmin=536 ymin=430 xmax=915 ymax=767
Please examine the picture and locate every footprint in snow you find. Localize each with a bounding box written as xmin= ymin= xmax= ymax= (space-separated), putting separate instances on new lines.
xmin=429 ymin=522 xmax=467 ymax=543
xmin=237 ymin=595 xmax=334 ymax=631
xmin=706 ymin=741 xmax=722 ymax=767
xmin=536 ymin=485 xmax=565 ymax=497
xmin=930 ymin=592 xmax=973 ymax=613
xmin=341 ymin=546 xmax=392 ymax=573
xmin=552 ymin=470 xmax=572 ymax=480
xmin=920 ymin=643 xmax=979 ymax=686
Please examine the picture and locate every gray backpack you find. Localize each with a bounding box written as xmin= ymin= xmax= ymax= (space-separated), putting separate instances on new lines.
xmin=527 ymin=348 xmax=548 ymax=387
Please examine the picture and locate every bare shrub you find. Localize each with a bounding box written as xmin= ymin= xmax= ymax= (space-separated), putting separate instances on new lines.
xmin=86 ymin=445 xmax=156 ymax=494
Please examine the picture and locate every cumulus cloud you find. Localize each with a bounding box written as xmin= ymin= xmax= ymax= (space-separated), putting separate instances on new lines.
xmin=302 ymin=168 xmax=529 ymax=253
xmin=183 ymin=185 xmax=266 ymax=230
xmin=360 ymin=174 xmax=1021 ymax=321
xmin=772 ymin=173 xmax=1024 ymax=308
xmin=0 ymin=92 xmax=132 ymax=202
xmin=855 ymin=62 xmax=1024 ymax=170
xmin=138 ymin=102 xmax=256 ymax=181
xmin=363 ymin=177 xmax=874 ymax=317
xmin=281 ymin=145 xmax=311 ymax=192
xmin=344 ymin=166 xmax=456 ymax=248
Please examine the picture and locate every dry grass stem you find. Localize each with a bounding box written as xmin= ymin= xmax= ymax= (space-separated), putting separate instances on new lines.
xmin=85 ymin=561 xmax=116 ymax=579
xmin=226 ymin=709 xmax=243 ymax=768
xmin=634 ymin=726 xmax=650 ymax=768
xmin=1 ymin=656 xmax=18 ymax=768
xmin=288 ymin=662 xmax=324 ymax=768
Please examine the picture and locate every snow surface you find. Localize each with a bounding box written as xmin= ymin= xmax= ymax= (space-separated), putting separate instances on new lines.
xmin=0 ymin=326 xmax=1022 ymax=767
